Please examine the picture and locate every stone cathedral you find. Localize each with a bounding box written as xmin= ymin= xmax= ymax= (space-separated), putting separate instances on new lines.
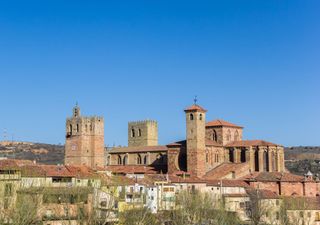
xmin=64 ymin=102 xmax=285 ymax=178
xmin=106 ymin=102 xmax=285 ymax=178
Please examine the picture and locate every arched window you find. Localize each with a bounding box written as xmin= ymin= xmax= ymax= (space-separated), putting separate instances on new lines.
xmin=138 ymin=129 xmax=142 ymax=137
xmin=131 ymin=129 xmax=135 ymax=137
xmin=69 ymin=124 xmax=73 ymax=133
xmin=143 ymin=155 xmax=148 ymax=165
xmin=212 ymin=130 xmax=217 ymax=142
xmin=190 ymin=113 xmax=194 ymax=120
xmin=123 ymin=155 xmax=128 ymax=165
xmin=118 ymin=155 xmax=122 ymax=165
xmin=76 ymin=124 xmax=79 ymax=133
xmin=137 ymin=154 xmax=142 ymax=165
xmin=234 ymin=130 xmax=239 ymax=141
xmin=226 ymin=129 xmax=231 ymax=141
xmin=199 ymin=114 xmax=203 ymax=120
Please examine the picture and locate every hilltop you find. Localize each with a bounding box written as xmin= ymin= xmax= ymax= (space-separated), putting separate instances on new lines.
xmin=0 ymin=141 xmax=64 ymax=164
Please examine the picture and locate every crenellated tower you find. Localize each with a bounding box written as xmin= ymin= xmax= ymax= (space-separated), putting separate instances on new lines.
xmin=64 ymin=104 xmax=104 ymax=168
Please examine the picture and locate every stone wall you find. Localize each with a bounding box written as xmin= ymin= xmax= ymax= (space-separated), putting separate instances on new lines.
xmin=128 ymin=120 xmax=158 ymax=147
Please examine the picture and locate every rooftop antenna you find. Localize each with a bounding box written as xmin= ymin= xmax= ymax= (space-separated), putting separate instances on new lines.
xmin=194 ymin=95 xmax=198 ymax=105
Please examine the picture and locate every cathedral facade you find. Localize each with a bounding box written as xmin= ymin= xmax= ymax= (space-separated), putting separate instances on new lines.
xmin=106 ymin=103 xmax=285 ymax=178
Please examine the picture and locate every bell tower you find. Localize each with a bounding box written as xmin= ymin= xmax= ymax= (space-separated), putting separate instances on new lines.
xmin=65 ymin=104 xmax=105 ymax=168
xmin=184 ymin=100 xmax=207 ymax=177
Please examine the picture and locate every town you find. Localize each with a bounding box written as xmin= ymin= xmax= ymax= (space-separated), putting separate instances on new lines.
xmin=0 ymin=103 xmax=319 ymax=225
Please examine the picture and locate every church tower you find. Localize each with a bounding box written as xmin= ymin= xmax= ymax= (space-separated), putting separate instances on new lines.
xmin=64 ymin=104 xmax=105 ymax=168
xmin=184 ymin=101 xmax=207 ymax=177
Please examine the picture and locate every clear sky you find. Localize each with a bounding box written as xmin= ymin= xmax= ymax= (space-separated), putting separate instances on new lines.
xmin=0 ymin=1 xmax=319 ymax=147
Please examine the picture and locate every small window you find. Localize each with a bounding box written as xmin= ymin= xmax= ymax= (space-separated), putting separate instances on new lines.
xmin=76 ymin=124 xmax=79 ymax=132
xmin=137 ymin=154 xmax=142 ymax=165
xmin=138 ymin=129 xmax=142 ymax=137
xmin=69 ymin=124 xmax=73 ymax=133
xmin=118 ymin=155 xmax=122 ymax=165
xmin=190 ymin=113 xmax=194 ymax=120
xmin=143 ymin=155 xmax=148 ymax=165
xmin=199 ymin=114 xmax=203 ymax=120
xmin=131 ymin=129 xmax=135 ymax=137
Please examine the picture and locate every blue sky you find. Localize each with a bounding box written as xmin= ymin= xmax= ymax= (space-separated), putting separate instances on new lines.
xmin=0 ymin=1 xmax=319 ymax=146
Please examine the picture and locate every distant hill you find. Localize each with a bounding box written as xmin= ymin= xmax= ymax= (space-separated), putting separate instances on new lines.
xmin=0 ymin=141 xmax=64 ymax=165
xmin=284 ymin=146 xmax=320 ymax=160
xmin=284 ymin=146 xmax=320 ymax=175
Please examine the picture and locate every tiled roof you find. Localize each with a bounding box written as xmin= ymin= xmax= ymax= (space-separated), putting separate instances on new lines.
xmin=226 ymin=140 xmax=280 ymax=147
xmin=206 ymin=119 xmax=243 ymax=128
xmin=206 ymin=179 xmax=249 ymax=187
xmin=0 ymin=159 xmax=34 ymax=169
xmin=168 ymin=175 xmax=207 ymax=184
xmin=246 ymin=188 xmax=280 ymax=199
xmin=108 ymin=145 xmax=167 ymax=153
xmin=242 ymin=172 xmax=304 ymax=182
xmin=184 ymin=104 xmax=207 ymax=112
xmin=167 ymin=140 xmax=222 ymax=147
xmin=106 ymin=165 xmax=160 ymax=174
xmin=204 ymin=163 xmax=249 ymax=180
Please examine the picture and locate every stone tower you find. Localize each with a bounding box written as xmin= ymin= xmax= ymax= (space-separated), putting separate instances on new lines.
xmin=184 ymin=103 xmax=207 ymax=177
xmin=128 ymin=120 xmax=158 ymax=147
xmin=65 ymin=104 xmax=105 ymax=168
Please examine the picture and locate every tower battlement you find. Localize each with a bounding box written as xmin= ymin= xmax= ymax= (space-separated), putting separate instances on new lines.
xmin=64 ymin=105 xmax=104 ymax=168
xmin=128 ymin=120 xmax=158 ymax=147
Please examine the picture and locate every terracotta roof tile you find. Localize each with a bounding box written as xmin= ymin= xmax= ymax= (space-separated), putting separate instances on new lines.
xmin=206 ymin=119 xmax=243 ymax=128
xmin=242 ymin=172 xmax=304 ymax=182
xmin=204 ymin=163 xmax=249 ymax=180
xmin=226 ymin=140 xmax=280 ymax=147
xmin=246 ymin=188 xmax=280 ymax=199
xmin=184 ymin=104 xmax=207 ymax=112
xmin=167 ymin=140 xmax=222 ymax=147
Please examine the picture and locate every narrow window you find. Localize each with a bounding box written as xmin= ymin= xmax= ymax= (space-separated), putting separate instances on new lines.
xmin=190 ymin=113 xmax=194 ymax=120
xmin=137 ymin=154 xmax=142 ymax=165
xmin=138 ymin=129 xmax=142 ymax=137
xmin=234 ymin=130 xmax=239 ymax=141
xmin=76 ymin=124 xmax=79 ymax=132
xmin=143 ymin=155 xmax=148 ymax=165
xmin=131 ymin=129 xmax=135 ymax=137
xmin=226 ymin=129 xmax=231 ymax=141
xmin=212 ymin=130 xmax=217 ymax=142
xmin=199 ymin=114 xmax=203 ymax=120
xmin=69 ymin=124 xmax=73 ymax=134
xmin=118 ymin=156 xmax=122 ymax=165
xmin=123 ymin=155 xmax=128 ymax=165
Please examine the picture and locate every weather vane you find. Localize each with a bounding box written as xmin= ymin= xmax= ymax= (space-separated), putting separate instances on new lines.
xmin=194 ymin=95 xmax=198 ymax=105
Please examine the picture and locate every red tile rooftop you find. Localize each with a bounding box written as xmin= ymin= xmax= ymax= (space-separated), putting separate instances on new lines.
xmin=242 ymin=172 xmax=305 ymax=182
xmin=184 ymin=104 xmax=207 ymax=112
xmin=206 ymin=119 xmax=243 ymax=128
xmin=204 ymin=163 xmax=249 ymax=180
xmin=226 ymin=140 xmax=280 ymax=147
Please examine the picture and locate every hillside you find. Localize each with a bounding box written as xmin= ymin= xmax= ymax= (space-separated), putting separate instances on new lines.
xmin=0 ymin=141 xmax=64 ymax=164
